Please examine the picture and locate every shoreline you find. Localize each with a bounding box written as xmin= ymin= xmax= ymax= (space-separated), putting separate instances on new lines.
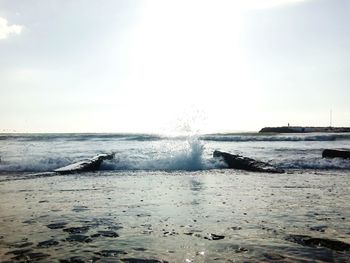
xmin=1 ymin=170 xmax=349 ymax=262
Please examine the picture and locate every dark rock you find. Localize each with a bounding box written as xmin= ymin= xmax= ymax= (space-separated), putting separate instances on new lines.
xmin=72 ymin=205 xmax=89 ymax=212
xmin=213 ymin=150 xmax=284 ymax=173
xmin=322 ymin=149 xmax=350 ymax=159
xmin=91 ymin=256 xmax=100 ymax=262
xmin=90 ymin=256 xmax=100 ymax=262
xmin=310 ymin=225 xmax=328 ymax=232
xmin=163 ymin=230 xmax=177 ymax=236
xmin=108 ymin=225 xmax=123 ymax=230
xmin=60 ymin=256 xmax=85 ymax=263
xmin=235 ymin=247 xmax=248 ymax=253
xmin=47 ymin=222 xmax=67 ymax=229
xmin=22 ymin=219 xmax=37 ymax=224
xmin=95 ymin=250 xmax=128 ymax=257
xmin=63 ymin=226 xmax=89 ymax=234
xmin=54 ymin=153 xmax=114 ymax=174
xmin=66 ymin=234 xmax=92 ymax=243
xmin=204 ymin=233 xmax=225 ymax=240
xmin=27 ymin=252 xmax=50 ymax=260
xmin=37 ymin=239 xmax=59 ymax=248
xmin=6 ymin=248 xmax=32 ymax=255
xmin=12 ymin=252 xmax=50 ymax=261
xmin=286 ymin=234 xmax=350 ymax=251
xmin=82 ymin=217 xmax=120 ymax=229
xmin=136 ymin=213 xmax=151 ymax=217
xmin=121 ymin=258 xmax=168 ymax=263
xmin=97 ymin=230 xmax=119 ymax=237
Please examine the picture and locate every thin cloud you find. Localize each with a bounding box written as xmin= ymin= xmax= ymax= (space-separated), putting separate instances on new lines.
xmin=0 ymin=17 xmax=23 ymax=40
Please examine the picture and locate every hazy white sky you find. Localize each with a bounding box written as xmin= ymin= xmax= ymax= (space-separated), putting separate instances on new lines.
xmin=0 ymin=0 xmax=349 ymax=133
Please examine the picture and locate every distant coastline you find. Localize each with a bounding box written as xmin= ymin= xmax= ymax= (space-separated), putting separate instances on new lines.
xmin=259 ymin=126 xmax=350 ymax=133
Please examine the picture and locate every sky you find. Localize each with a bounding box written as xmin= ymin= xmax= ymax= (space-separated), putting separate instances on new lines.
xmin=0 ymin=0 xmax=349 ymax=133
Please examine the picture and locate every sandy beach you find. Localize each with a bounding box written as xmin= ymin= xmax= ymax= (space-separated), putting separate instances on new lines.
xmin=0 ymin=170 xmax=349 ymax=262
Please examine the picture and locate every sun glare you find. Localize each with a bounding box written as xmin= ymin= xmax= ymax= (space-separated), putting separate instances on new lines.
xmin=113 ymin=0 xmax=261 ymax=133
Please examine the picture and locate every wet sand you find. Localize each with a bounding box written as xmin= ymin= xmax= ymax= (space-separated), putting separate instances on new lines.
xmin=0 ymin=170 xmax=349 ymax=262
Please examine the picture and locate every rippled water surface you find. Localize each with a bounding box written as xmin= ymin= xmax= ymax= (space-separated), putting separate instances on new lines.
xmin=0 ymin=170 xmax=349 ymax=262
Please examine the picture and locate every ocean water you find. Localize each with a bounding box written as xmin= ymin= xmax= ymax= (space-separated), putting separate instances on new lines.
xmin=0 ymin=132 xmax=350 ymax=175
xmin=0 ymin=133 xmax=350 ymax=262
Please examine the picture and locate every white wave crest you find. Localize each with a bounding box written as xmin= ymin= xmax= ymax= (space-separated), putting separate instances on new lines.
xmin=0 ymin=138 xmax=225 ymax=173
xmin=102 ymin=138 xmax=225 ymax=171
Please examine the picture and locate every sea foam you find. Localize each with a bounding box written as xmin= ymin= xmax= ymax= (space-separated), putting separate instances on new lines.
xmin=101 ymin=138 xmax=225 ymax=171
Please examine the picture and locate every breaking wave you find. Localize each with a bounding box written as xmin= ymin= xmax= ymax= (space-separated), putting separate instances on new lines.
xmin=101 ymin=139 xmax=224 ymax=171
xmin=0 ymin=139 xmax=225 ymax=173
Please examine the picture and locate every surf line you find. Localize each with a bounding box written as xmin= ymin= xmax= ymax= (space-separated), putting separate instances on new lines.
xmin=52 ymin=151 xmax=284 ymax=174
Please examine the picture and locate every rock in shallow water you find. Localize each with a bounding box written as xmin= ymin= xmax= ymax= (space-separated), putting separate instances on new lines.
xmin=95 ymin=230 xmax=119 ymax=238
xmin=72 ymin=205 xmax=89 ymax=212
xmin=6 ymin=248 xmax=32 ymax=255
xmin=213 ymin=150 xmax=284 ymax=173
xmin=12 ymin=251 xmax=50 ymax=261
xmin=121 ymin=258 xmax=168 ymax=263
xmin=204 ymin=233 xmax=225 ymax=240
xmin=54 ymin=153 xmax=114 ymax=174
xmin=63 ymin=226 xmax=89 ymax=234
xmin=235 ymin=247 xmax=248 ymax=253
xmin=47 ymin=222 xmax=67 ymax=229
xmin=322 ymin=149 xmax=350 ymax=159
xmin=286 ymin=234 xmax=350 ymax=251
xmin=65 ymin=234 xmax=92 ymax=243
xmin=95 ymin=250 xmax=128 ymax=257
xmin=60 ymin=256 xmax=86 ymax=263
xmin=310 ymin=225 xmax=328 ymax=232
xmin=37 ymin=239 xmax=59 ymax=248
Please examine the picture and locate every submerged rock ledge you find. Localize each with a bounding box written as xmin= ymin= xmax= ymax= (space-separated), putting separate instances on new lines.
xmin=322 ymin=149 xmax=350 ymax=159
xmin=213 ymin=150 xmax=284 ymax=173
xmin=54 ymin=153 xmax=114 ymax=174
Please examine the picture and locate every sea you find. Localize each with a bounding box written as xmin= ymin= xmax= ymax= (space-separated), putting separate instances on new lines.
xmin=0 ymin=132 xmax=350 ymax=175
xmin=0 ymin=132 xmax=350 ymax=262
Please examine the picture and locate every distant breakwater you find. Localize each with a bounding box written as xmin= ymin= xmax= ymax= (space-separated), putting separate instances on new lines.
xmin=259 ymin=126 xmax=350 ymax=133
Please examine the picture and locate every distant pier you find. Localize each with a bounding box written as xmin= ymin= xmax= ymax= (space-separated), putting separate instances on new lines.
xmin=259 ymin=126 xmax=350 ymax=133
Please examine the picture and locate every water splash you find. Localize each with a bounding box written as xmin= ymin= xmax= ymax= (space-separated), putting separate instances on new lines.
xmin=102 ymin=137 xmax=223 ymax=171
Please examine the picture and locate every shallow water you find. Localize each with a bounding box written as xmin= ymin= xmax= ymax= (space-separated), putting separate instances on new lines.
xmin=0 ymin=170 xmax=349 ymax=262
